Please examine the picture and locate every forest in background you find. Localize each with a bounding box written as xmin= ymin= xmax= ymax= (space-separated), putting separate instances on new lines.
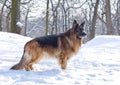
xmin=0 ymin=0 xmax=120 ymax=41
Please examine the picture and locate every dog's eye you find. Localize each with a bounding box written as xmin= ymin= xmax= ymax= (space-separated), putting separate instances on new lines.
xmin=80 ymin=27 xmax=84 ymax=31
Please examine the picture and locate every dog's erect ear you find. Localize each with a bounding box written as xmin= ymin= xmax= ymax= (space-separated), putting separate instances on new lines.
xmin=80 ymin=21 xmax=85 ymax=27
xmin=72 ymin=20 xmax=78 ymax=29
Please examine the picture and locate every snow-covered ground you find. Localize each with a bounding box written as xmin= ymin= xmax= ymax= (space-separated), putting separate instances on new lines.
xmin=0 ymin=32 xmax=120 ymax=85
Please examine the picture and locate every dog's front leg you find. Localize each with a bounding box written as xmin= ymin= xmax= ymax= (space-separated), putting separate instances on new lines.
xmin=59 ymin=52 xmax=67 ymax=70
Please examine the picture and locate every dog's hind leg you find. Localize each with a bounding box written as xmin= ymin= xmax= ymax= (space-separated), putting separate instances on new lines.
xmin=25 ymin=60 xmax=35 ymax=71
xmin=25 ymin=63 xmax=33 ymax=71
xmin=25 ymin=52 xmax=43 ymax=71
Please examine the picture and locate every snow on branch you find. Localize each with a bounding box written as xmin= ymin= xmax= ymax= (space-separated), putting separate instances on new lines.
xmin=16 ymin=22 xmax=24 ymax=28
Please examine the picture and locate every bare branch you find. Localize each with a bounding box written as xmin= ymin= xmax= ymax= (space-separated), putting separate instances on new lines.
xmin=21 ymin=0 xmax=32 ymax=5
xmin=97 ymin=13 xmax=106 ymax=24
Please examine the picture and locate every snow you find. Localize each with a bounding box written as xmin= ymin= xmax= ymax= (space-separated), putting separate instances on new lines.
xmin=0 ymin=32 xmax=120 ymax=85
xmin=16 ymin=22 xmax=24 ymax=28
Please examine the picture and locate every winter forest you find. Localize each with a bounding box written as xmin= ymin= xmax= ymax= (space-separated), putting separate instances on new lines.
xmin=0 ymin=0 xmax=120 ymax=41
xmin=0 ymin=0 xmax=120 ymax=84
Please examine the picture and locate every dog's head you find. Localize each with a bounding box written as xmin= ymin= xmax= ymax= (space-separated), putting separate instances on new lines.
xmin=72 ymin=20 xmax=86 ymax=39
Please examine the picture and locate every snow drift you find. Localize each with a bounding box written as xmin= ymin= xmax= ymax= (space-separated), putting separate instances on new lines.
xmin=0 ymin=32 xmax=120 ymax=85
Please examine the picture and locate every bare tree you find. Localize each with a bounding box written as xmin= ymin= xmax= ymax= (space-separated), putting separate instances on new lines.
xmin=0 ymin=0 xmax=7 ymax=31
xmin=21 ymin=0 xmax=33 ymax=36
xmin=46 ymin=0 xmax=49 ymax=35
xmin=10 ymin=0 xmax=21 ymax=34
xmin=105 ymin=0 xmax=114 ymax=35
xmin=116 ymin=0 xmax=120 ymax=34
xmin=50 ymin=0 xmax=61 ymax=34
xmin=89 ymin=0 xmax=100 ymax=40
xmin=24 ymin=8 xmax=30 ymax=36
xmin=5 ymin=8 xmax=11 ymax=32
xmin=60 ymin=0 xmax=87 ymax=32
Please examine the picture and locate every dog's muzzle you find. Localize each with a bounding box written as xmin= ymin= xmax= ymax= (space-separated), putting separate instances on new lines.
xmin=77 ymin=31 xmax=87 ymax=39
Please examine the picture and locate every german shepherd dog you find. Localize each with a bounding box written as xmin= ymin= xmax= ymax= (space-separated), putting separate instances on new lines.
xmin=10 ymin=20 xmax=86 ymax=71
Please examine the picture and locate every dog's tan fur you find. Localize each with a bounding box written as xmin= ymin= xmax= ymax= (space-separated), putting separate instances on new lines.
xmin=10 ymin=20 xmax=86 ymax=71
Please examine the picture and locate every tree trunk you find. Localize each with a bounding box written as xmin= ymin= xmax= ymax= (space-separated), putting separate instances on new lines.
xmin=65 ymin=13 xmax=67 ymax=31
xmin=5 ymin=10 xmax=11 ymax=32
xmin=105 ymin=0 xmax=114 ymax=35
xmin=46 ymin=0 xmax=49 ymax=35
xmin=24 ymin=8 xmax=30 ymax=36
xmin=10 ymin=0 xmax=21 ymax=34
xmin=0 ymin=0 xmax=7 ymax=31
xmin=50 ymin=0 xmax=60 ymax=34
xmin=89 ymin=0 xmax=99 ymax=40
xmin=116 ymin=0 xmax=120 ymax=35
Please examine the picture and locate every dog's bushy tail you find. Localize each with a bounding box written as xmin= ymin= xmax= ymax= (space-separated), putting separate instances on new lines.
xmin=10 ymin=55 xmax=25 ymax=70
xmin=10 ymin=63 xmax=21 ymax=70
xmin=10 ymin=60 xmax=25 ymax=70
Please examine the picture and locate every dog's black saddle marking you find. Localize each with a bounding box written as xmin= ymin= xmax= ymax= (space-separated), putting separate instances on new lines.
xmin=35 ymin=35 xmax=60 ymax=48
